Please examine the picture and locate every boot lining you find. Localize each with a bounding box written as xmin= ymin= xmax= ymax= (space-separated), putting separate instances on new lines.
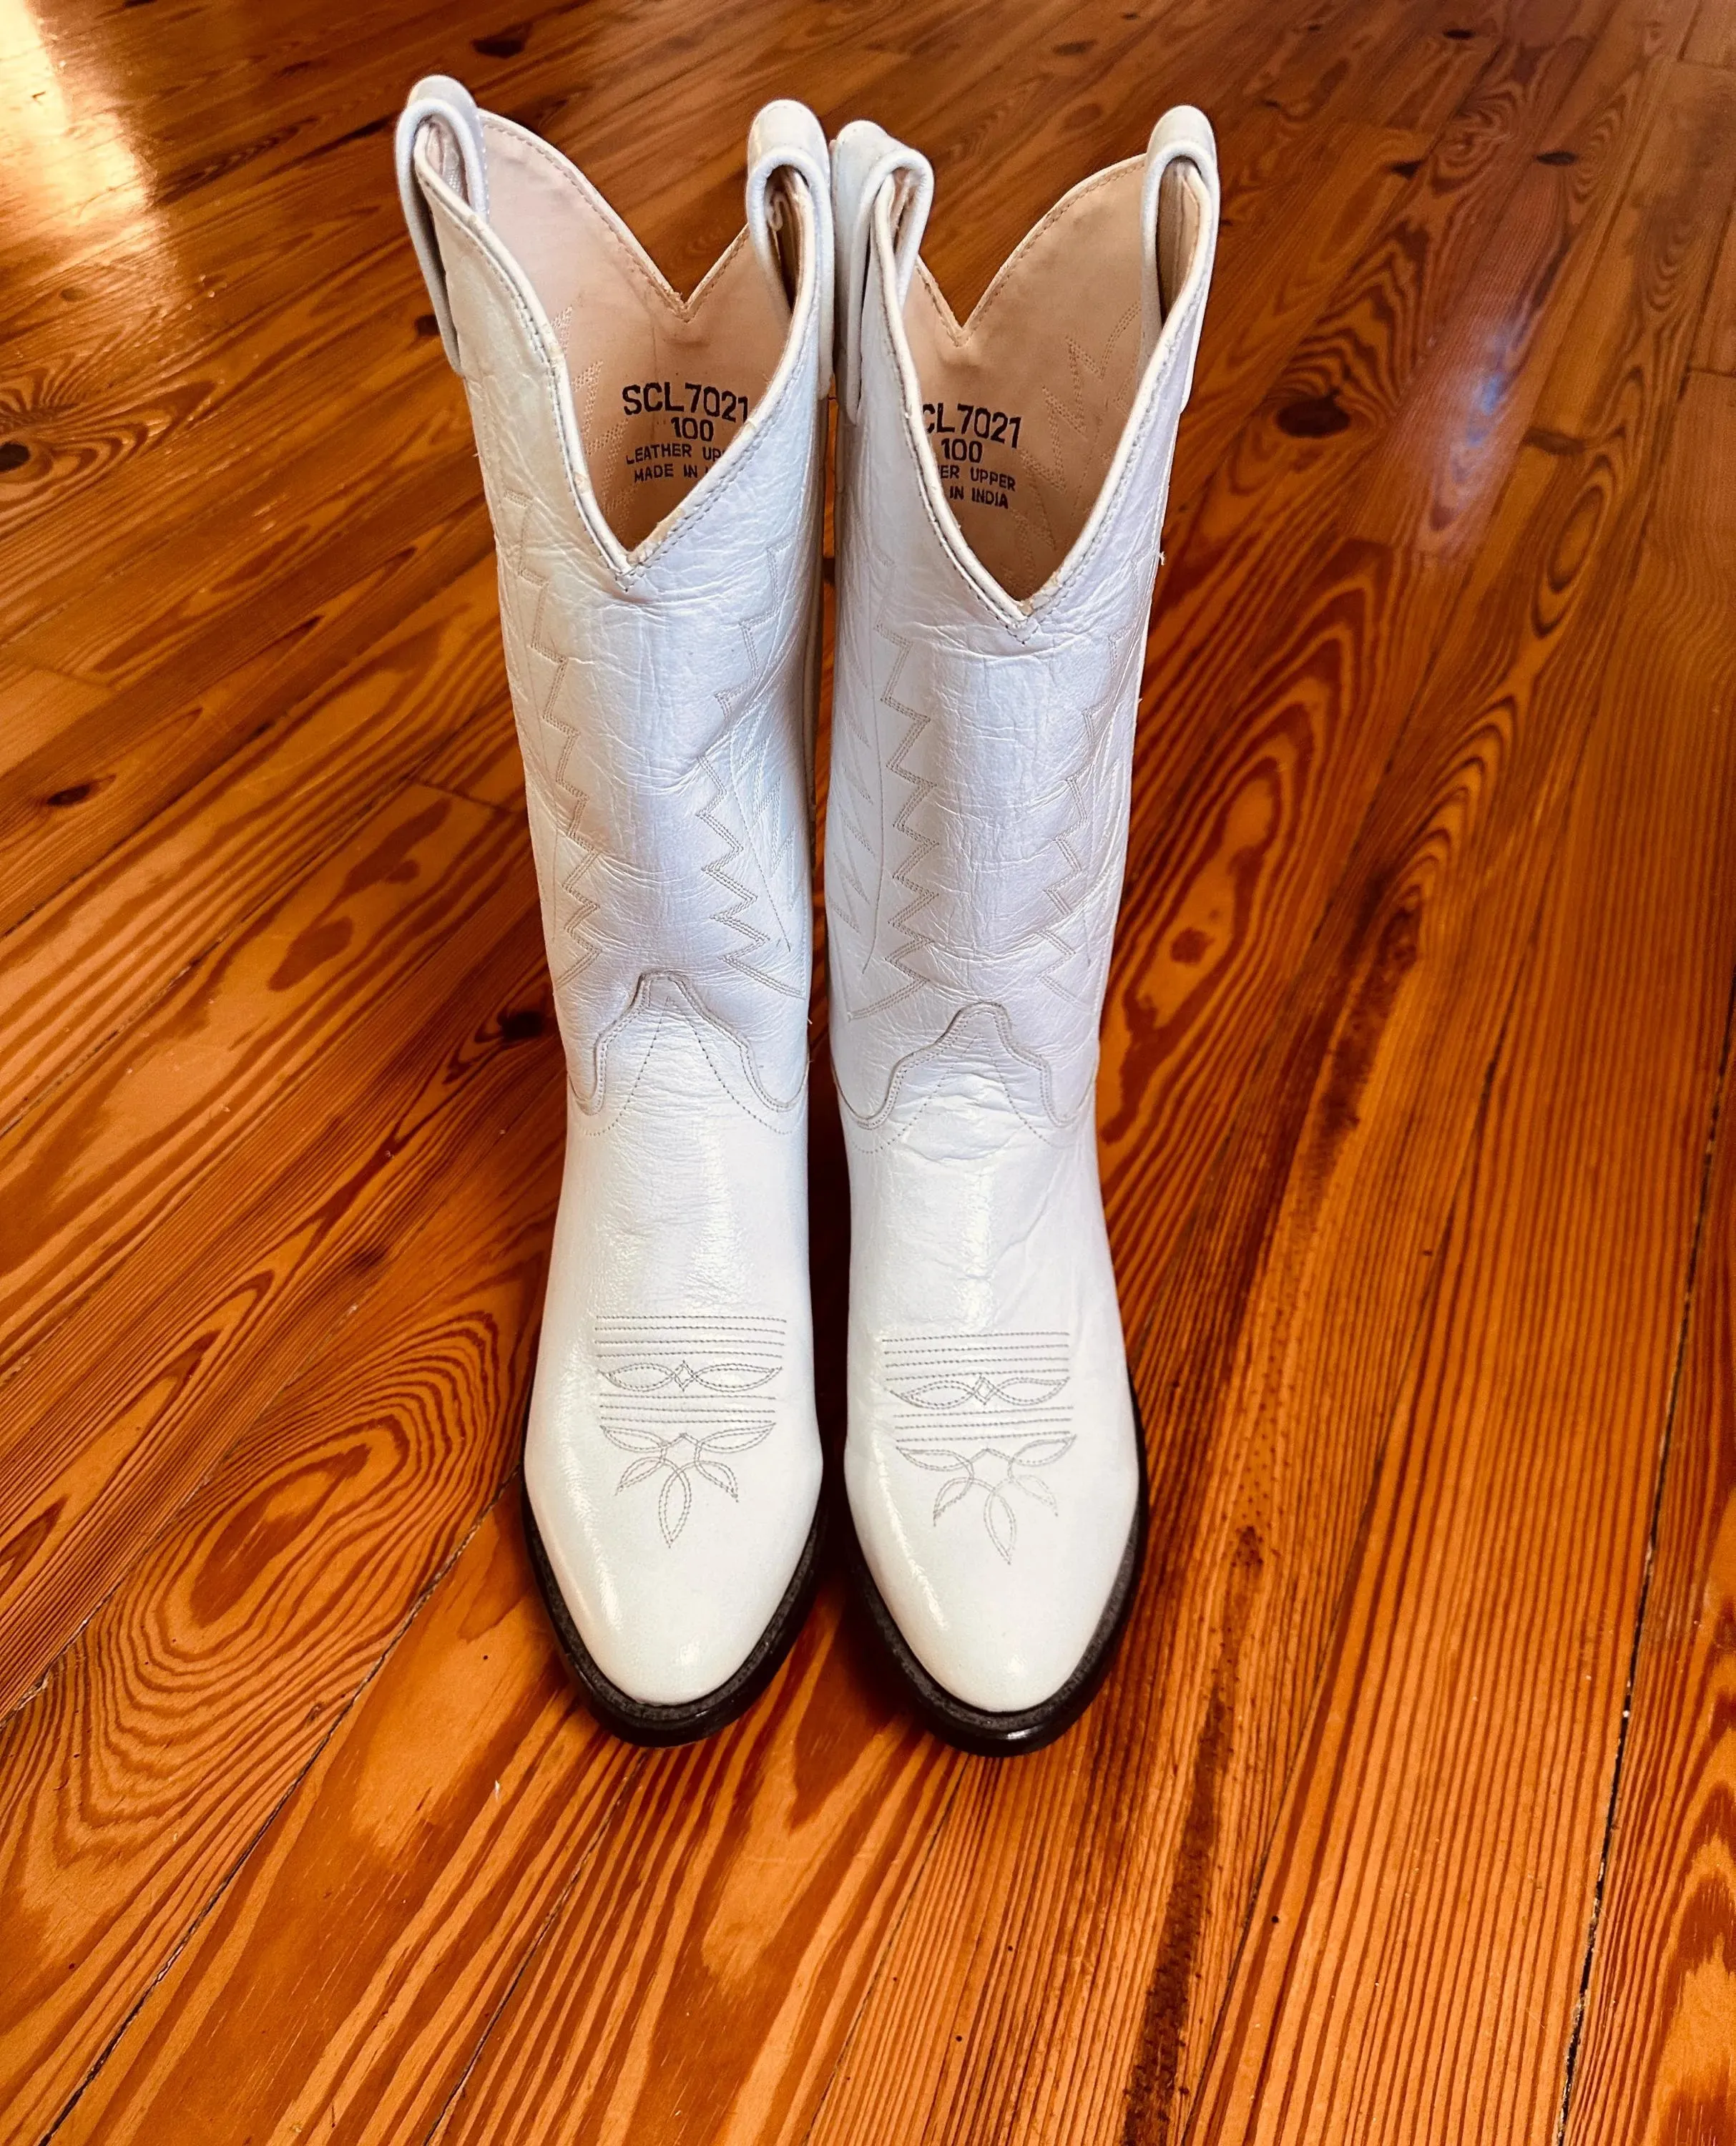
xmin=484 ymin=124 xmax=795 ymax=551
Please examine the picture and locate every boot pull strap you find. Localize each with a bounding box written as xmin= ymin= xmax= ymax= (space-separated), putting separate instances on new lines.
xmin=746 ymin=101 xmax=835 ymax=401
xmin=832 ymin=120 xmax=933 ymax=421
xmin=395 ymin=75 xmax=490 ymax=373
xmin=1139 ymin=104 xmax=1220 ymax=393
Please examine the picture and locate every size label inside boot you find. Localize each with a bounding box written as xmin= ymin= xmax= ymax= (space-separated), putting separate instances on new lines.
xmin=923 ymin=400 xmax=1025 ymax=513
xmin=617 ymin=377 xmax=753 ymax=494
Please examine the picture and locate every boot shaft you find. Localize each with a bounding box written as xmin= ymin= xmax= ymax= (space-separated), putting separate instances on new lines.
xmin=825 ymin=113 xmax=1219 ymax=1130
xmin=398 ymin=84 xmax=830 ymax=1116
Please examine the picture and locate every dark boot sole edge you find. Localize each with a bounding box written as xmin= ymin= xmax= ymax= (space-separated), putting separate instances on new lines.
xmin=522 ymin=1482 xmax=827 ymax=1748
xmin=847 ymin=1379 xmax=1151 ymax=1758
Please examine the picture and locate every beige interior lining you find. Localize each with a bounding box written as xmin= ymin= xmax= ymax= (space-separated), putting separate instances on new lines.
xmin=901 ymin=159 xmax=1181 ymax=601
xmin=484 ymin=124 xmax=793 ymax=549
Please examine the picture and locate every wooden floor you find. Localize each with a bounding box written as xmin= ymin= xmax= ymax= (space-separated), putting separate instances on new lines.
xmin=3 ymin=0 xmax=1735 ymax=2137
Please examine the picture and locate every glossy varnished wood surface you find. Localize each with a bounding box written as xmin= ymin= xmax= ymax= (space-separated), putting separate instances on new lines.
xmin=2 ymin=0 xmax=1734 ymax=2140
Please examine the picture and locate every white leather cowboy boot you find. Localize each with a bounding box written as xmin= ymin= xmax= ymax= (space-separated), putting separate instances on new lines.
xmin=826 ymin=110 xmax=1219 ymax=1752
xmin=396 ymin=80 xmax=831 ymax=1743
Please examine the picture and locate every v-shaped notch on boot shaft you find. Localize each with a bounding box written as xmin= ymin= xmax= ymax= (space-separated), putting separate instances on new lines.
xmin=834 ymin=106 xmax=1218 ymax=613
xmin=396 ymin=79 xmax=832 ymax=574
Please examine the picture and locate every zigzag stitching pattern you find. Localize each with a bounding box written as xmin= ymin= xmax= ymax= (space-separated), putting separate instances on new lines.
xmin=696 ymin=557 xmax=807 ymax=999
xmin=828 ymin=784 xmax=881 ymax=941
xmin=459 ymin=347 xmax=812 ymax=1131
xmin=491 ymin=481 xmax=608 ymax=990
xmin=852 ymin=563 xmax=947 ymax=1017
xmin=823 ymin=541 xmax=886 ymax=949
xmin=840 ymin=290 xmax=1146 ymax=1021
xmin=1029 ymin=299 xmax=1141 ymax=504
xmin=1033 ymin=628 xmax=1142 ymax=1004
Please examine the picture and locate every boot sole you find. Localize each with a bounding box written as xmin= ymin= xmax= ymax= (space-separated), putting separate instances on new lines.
xmin=848 ymin=1379 xmax=1149 ymax=1758
xmin=522 ymin=1481 xmax=826 ymax=1748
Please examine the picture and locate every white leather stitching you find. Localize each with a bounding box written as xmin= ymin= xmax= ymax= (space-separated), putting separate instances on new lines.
xmin=598 ymin=1315 xmax=785 ymax=1545
xmin=883 ymin=1331 xmax=1074 ymax=1564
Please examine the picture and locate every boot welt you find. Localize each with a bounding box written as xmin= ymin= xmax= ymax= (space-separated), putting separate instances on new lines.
xmin=848 ymin=1379 xmax=1149 ymax=1758
xmin=523 ymin=1481 xmax=826 ymax=1748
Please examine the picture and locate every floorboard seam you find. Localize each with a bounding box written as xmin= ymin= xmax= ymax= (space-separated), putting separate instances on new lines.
xmin=413 ymin=773 xmax=524 ymax=820
xmin=792 ymin=1748 xmax=973 ymax=2146
xmin=413 ymin=1737 xmax=652 ymax=2145
xmin=0 ymin=755 xmax=509 ymax=1384
xmin=1169 ymin=861 xmax=1536 ymax=2146
xmin=1160 ymin=96 xmax=1736 ymax=2097
xmin=1550 ymin=944 xmax=1736 ymax=2146
xmin=0 ymin=506 xmax=489 ymax=950
xmin=0 ymin=986 xmax=549 ymax=1743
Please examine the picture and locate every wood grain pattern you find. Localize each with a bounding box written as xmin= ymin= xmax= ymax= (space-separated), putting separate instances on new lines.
xmin=426 ymin=1590 xmax=956 ymax=2146
xmin=3 ymin=0 xmax=1734 ymax=2140
xmin=1121 ymin=0 xmax=1657 ymax=908
xmin=1135 ymin=1 xmax=1599 ymax=755
xmin=803 ymin=49 xmax=1736 ymax=2146
xmin=0 ymin=903 xmax=551 ymax=1713
xmin=0 ymin=555 xmax=506 ymax=1127
xmin=0 ymin=1088 xmax=560 ymax=2141
xmin=3 ymin=266 xmax=455 ymax=665
xmin=419 ymin=683 xmax=525 ymax=814
xmin=46 ymin=1491 xmax=636 ymax=2146
xmin=0 ymin=663 xmax=109 ymax=784
xmin=1552 ymin=369 xmax=1736 ymax=2146
xmin=1185 ymin=348 xmax=1736 ymax=2146
xmin=0 ymin=501 xmax=493 ymax=935
xmin=1347 ymin=0 xmax=1695 ymax=555
xmin=0 ymin=780 xmax=524 ymax=1373
xmin=1695 ymin=196 xmax=1736 ymax=373
xmin=1684 ymin=0 xmax=1736 ymax=61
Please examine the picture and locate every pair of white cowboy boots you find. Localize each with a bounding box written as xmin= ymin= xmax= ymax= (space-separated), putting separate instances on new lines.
xmin=396 ymin=80 xmax=1217 ymax=1754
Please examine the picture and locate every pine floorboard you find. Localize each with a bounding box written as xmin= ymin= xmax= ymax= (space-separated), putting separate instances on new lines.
xmin=1 ymin=0 xmax=1732 ymax=2139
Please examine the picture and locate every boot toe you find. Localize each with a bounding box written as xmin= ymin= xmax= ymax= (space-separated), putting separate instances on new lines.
xmin=526 ymin=1409 xmax=822 ymax=1719
xmin=845 ymin=1380 xmax=1141 ymax=1720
